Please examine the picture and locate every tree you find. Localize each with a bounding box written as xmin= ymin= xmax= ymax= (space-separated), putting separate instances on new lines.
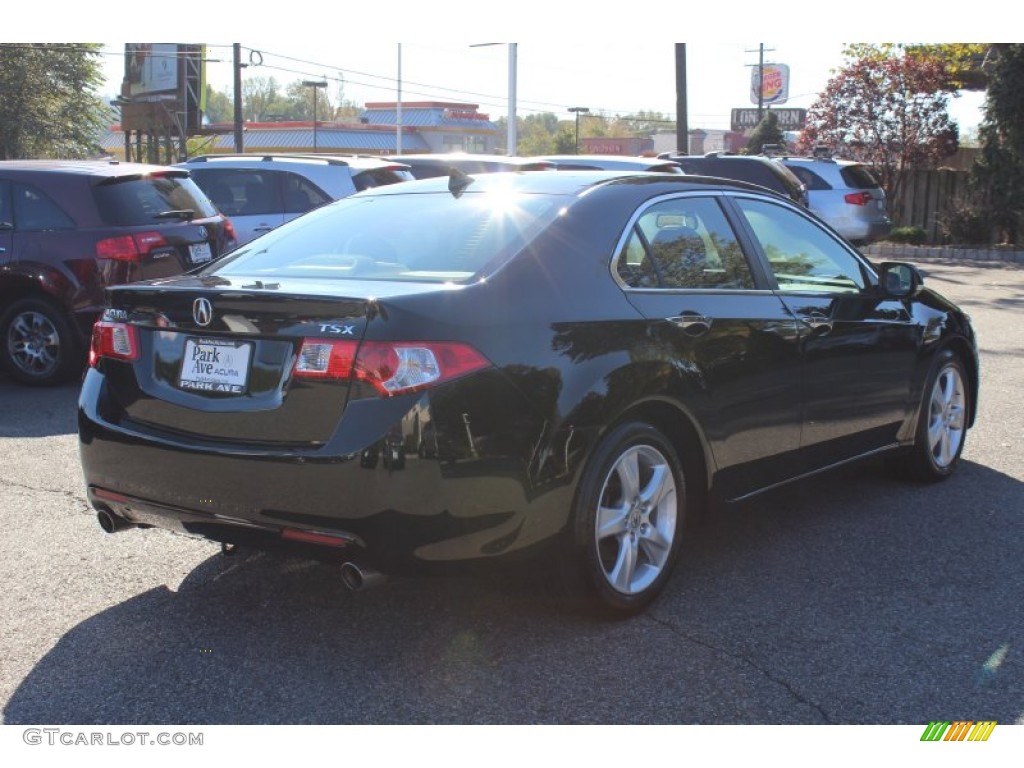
xmin=746 ymin=111 xmax=786 ymax=155
xmin=967 ymin=44 xmax=1024 ymax=244
xmin=202 ymin=86 xmax=233 ymax=124
xmin=0 ymin=43 xmax=109 ymax=159
xmin=798 ymin=51 xmax=959 ymax=223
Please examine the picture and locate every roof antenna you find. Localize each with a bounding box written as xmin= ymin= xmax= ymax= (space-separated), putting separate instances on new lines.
xmin=448 ymin=167 xmax=475 ymax=198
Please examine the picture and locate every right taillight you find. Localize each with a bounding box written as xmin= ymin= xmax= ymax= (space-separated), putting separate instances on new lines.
xmin=293 ymin=339 xmax=489 ymax=396
xmin=844 ymin=191 xmax=873 ymax=206
xmin=89 ymin=321 xmax=138 ymax=367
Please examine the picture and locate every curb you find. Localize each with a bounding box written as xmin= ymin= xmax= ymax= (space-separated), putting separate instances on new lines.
xmin=862 ymin=244 xmax=1024 ymax=264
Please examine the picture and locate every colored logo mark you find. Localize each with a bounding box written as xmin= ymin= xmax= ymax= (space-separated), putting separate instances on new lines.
xmin=920 ymin=721 xmax=997 ymax=742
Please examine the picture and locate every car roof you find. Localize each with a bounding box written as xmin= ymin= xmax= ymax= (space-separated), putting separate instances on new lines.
xmin=0 ymin=159 xmax=178 ymax=178
xmin=399 ymin=153 xmax=545 ymax=164
xmin=535 ymin=155 xmax=683 ymax=169
xmin=177 ymin=153 xmax=408 ymax=170
xmin=359 ymin=168 xmax=781 ymax=199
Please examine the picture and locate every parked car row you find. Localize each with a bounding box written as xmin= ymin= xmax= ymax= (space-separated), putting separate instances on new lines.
xmin=1 ymin=149 xmax=891 ymax=387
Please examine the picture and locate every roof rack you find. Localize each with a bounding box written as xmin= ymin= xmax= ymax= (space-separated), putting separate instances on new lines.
xmin=185 ymin=153 xmax=355 ymax=167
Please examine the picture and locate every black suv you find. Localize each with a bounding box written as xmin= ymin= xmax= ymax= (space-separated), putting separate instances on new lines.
xmin=0 ymin=160 xmax=237 ymax=385
xmin=658 ymin=152 xmax=808 ymax=207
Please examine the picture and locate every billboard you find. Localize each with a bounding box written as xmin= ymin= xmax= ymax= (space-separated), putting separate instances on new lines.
xmin=120 ymin=44 xmax=205 ymax=136
xmin=750 ymin=63 xmax=789 ymax=106
xmin=731 ymin=108 xmax=807 ymax=132
xmin=126 ymin=44 xmax=179 ymax=96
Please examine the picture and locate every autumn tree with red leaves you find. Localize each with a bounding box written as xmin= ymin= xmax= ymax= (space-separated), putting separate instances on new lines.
xmin=798 ymin=52 xmax=959 ymax=223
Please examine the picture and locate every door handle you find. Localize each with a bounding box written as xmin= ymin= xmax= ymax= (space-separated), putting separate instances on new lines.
xmin=800 ymin=313 xmax=832 ymax=333
xmin=667 ymin=312 xmax=713 ymax=332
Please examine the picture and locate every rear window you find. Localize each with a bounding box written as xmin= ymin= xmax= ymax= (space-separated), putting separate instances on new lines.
xmin=93 ymin=174 xmax=218 ymax=226
xmin=207 ymin=189 xmax=567 ymax=283
xmin=840 ymin=165 xmax=881 ymax=189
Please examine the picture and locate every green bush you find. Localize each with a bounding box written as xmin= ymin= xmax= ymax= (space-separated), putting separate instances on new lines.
xmin=886 ymin=226 xmax=928 ymax=245
xmin=938 ymin=202 xmax=992 ymax=245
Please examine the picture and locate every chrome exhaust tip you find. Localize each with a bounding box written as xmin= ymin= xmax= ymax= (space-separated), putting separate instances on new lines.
xmin=96 ymin=509 xmax=133 ymax=534
xmin=340 ymin=561 xmax=386 ymax=591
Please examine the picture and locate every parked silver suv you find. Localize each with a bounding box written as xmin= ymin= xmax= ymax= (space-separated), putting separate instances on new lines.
xmin=774 ymin=150 xmax=891 ymax=244
xmin=176 ymin=154 xmax=413 ymax=245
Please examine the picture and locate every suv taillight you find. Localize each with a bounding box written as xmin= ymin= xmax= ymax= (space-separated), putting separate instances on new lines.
xmin=89 ymin=321 xmax=138 ymax=367
xmin=844 ymin=192 xmax=873 ymax=206
xmin=96 ymin=232 xmax=168 ymax=262
xmin=222 ymin=218 xmax=238 ymax=246
xmin=293 ymin=339 xmax=489 ymax=396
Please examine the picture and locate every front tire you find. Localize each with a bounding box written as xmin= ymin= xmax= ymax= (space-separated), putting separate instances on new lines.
xmin=898 ymin=350 xmax=969 ymax=482
xmin=1 ymin=298 xmax=81 ymax=386
xmin=565 ymin=421 xmax=686 ymax=615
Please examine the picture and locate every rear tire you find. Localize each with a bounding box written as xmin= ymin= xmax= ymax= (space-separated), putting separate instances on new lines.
xmin=895 ymin=350 xmax=969 ymax=482
xmin=0 ymin=298 xmax=81 ymax=386
xmin=561 ymin=421 xmax=686 ymax=615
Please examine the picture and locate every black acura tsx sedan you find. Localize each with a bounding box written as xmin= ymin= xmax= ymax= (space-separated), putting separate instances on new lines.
xmin=78 ymin=170 xmax=978 ymax=614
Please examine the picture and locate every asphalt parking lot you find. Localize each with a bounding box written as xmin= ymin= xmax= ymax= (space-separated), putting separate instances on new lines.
xmin=1 ymin=257 xmax=1021 ymax=727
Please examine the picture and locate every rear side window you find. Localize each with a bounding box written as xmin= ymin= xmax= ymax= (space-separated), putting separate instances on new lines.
xmin=12 ymin=183 xmax=75 ymax=230
xmin=841 ymin=165 xmax=881 ymax=189
xmin=785 ymin=165 xmax=831 ymax=191
xmin=93 ymin=174 xmax=217 ymax=226
xmin=352 ymin=167 xmax=412 ymax=192
xmin=616 ymin=197 xmax=754 ymax=290
xmin=282 ymin=172 xmax=331 ymax=213
xmin=190 ymin=169 xmax=281 ymax=217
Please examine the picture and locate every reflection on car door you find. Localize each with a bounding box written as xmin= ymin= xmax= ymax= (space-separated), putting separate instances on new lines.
xmin=732 ymin=197 xmax=919 ymax=470
xmin=614 ymin=194 xmax=805 ymax=498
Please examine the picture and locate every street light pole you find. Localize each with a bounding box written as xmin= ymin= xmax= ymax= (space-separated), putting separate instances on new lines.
xmin=470 ymin=43 xmax=517 ymax=155
xmin=302 ymin=80 xmax=327 ymax=152
xmin=568 ymin=106 xmax=590 ymax=154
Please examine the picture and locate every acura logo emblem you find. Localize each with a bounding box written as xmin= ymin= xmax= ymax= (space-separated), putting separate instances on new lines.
xmin=193 ymin=297 xmax=213 ymax=326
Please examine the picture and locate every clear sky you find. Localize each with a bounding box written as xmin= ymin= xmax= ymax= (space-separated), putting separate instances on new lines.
xmin=93 ymin=40 xmax=987 ymax=136
xmin=38 ymin=0 xmax=992 ymax=139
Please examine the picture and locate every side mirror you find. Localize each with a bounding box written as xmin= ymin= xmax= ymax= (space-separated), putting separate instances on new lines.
xmin=877 ymin=261 xmax=923 ymax=298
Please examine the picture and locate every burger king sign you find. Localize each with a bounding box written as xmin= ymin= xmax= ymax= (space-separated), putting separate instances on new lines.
xmin=751 ymin=63 xmax=789 ymax=106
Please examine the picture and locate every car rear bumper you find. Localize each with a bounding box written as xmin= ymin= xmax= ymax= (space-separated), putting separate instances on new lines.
xmin=77 ymin=368 xmax=577 ymax=571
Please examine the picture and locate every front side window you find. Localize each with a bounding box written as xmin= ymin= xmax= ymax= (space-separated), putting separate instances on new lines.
xmin=615 ymin=196 xmax=755 ymax=290
xmin=734 ymin=197 xmax=867 ymax=293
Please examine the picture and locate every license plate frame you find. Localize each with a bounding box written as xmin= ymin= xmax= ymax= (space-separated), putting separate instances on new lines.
xmin=190 ymin=242 xmax=213 ymax=264
xmin=179 ymin=337 xmax=253 ymax=394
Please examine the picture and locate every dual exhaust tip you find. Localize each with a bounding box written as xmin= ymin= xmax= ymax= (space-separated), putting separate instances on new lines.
xmin=96 ymin=511 xmax=384 ymax=591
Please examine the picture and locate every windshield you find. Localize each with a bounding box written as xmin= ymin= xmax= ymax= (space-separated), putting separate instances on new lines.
xmin=206 ymin=189 xmax=567 ymax=283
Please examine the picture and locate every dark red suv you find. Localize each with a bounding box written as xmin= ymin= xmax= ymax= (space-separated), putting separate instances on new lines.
xmin=0 ymin=160 xmax=237 ymax=385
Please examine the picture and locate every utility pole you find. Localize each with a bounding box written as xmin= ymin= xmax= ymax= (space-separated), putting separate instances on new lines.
xmin=675 ymin=44 xmax=688 ymax=154
xmin=233 ymin=43 xmax=244 ymax=152
xmin=745 ymin=43 xmax=775 ymax=123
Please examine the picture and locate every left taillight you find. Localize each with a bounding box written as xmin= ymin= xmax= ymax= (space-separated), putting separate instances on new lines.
xmin=293 ymin=339 xmax=489 ymax=396
xmin=89 ymin=321 xmax=139 ymax=367
xmin=96 ymin=232 xmax=168 ymax=262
